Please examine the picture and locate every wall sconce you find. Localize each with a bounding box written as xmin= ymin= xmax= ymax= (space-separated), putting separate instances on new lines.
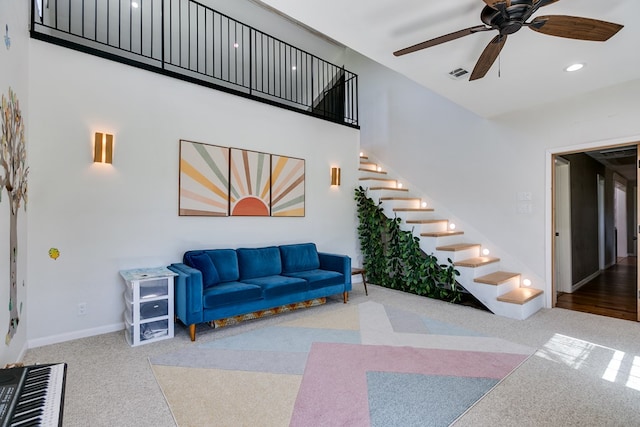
xmin=330 ymin=167 xmax=341 ymax=186
xmin=94 ymin=132 xmax=113 ymax=164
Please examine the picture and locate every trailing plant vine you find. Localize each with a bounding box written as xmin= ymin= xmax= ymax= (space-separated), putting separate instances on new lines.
xmin=355 ymin=186 xmax=462 ymax=303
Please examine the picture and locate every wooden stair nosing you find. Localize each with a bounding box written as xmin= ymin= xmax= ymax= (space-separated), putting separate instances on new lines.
xmin=454 ymin=256 xmax=500 ymax=268
xmin=360 ymin=161 xmax=377 ymax=167
xmin=369 ymin=187 xmax=409 ymax=192
xmin=359 ymin=156 xmax=369 ymax=160
xmin=497 ymin=287 xmax=543 ymax=305
xmin=406 ymin=219 xmax=448 ymax=225
xmin=359 ymin=177 xmax=396 ymax=183
xmin=381 ymin=197 xmax=420 ymax=201
xmin=474 ymin=271 xmax=521 ymax=285
xmin=393 ymin=208 xmax=434 ymax=212
xmin=420 ymin=230 xmax=464 ymax=237
xmin=436 ymin=243 xmax=481 ymax=252
xmin=359 ymin=168 xmax=387 ymax=174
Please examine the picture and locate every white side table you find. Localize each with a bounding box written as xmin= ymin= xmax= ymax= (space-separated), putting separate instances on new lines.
xmin=119 ymin=267 xmax=177 ymax=346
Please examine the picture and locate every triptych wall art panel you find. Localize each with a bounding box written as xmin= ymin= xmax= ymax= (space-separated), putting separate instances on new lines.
xmin=179 ymin=140 xmax=230 ymax=216
xmin=271 ymin=155 xmax=305 ymax=217
xmin=230 ymin=148 xmax=271 ymax=216
xmin=179 ymin=140 xmax=305 ymax=217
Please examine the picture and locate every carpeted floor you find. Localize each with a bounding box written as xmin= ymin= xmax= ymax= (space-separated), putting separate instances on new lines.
xmin=150 ymin=301 xmax=534 ymax=426
xmin=20 ymin=283 xmax=640 ymax=426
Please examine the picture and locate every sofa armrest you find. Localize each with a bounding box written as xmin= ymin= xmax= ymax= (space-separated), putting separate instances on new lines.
xmin=318 ymin=252 xmax=352 ymax=290
xmin=168 ymin=263 xmax=204 ymax=325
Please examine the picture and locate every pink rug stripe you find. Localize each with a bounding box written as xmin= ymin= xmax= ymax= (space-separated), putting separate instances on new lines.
xmin=290 ymin=342 xmax=528 ymax=426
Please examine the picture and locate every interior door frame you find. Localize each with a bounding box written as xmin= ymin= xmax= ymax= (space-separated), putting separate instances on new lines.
xmin=637 ymin=149 xmax=640 ymax=321
xmin=546 ymin=136 xmax=640 ymax=322
xmin=554 ymin=157 xmax=572 ymax=298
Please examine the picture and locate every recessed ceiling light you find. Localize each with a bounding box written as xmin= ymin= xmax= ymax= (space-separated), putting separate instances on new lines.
xmin=131 ymin=1 xmax=139 ymax=8
xmin=565 ymin=63 xmax=584 ymax=72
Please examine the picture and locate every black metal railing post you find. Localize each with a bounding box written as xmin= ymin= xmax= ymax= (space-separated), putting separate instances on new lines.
xmin=161 ymin=0 xmax=165 ymax=69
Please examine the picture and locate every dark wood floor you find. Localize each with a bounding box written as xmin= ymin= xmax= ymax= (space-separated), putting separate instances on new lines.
xmin=556 ymin=257 xmax=638 ymax=321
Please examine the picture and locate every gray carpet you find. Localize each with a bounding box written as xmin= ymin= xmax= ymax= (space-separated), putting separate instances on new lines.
xmin=22 ymin=284 xmax=640 ymax=426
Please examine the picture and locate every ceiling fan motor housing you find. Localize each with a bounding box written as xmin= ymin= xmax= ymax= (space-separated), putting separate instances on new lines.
xmin=481 ymin=1 xmax=533 ymax=35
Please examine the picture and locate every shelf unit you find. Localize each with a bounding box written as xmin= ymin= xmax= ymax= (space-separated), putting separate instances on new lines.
xmin=119 ymin=267 xmax=177 ymax=346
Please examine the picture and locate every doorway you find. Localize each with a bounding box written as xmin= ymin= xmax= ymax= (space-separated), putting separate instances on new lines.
xmin=552 ymin=143 xmax=639 ymax=321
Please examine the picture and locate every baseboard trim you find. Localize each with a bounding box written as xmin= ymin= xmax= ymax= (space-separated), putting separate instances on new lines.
xmin=27 ymin=322 xmax=124 ymax=349
xmin=571 ymin=270 xmax=601 ymax=293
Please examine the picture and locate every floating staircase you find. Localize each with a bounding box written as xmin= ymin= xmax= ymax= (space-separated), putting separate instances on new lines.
xmin=358 ymin=154 xmax=544 ymax=320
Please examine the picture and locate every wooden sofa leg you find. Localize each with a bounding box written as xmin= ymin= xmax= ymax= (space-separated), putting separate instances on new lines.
xmin=343 ymin=291 xmax=348 ymax=303
xmin=189 ymin=324 xmax=196 ymax=341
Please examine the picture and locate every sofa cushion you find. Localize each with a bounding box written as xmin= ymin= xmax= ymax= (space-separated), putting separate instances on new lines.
xmin=284 ymin=269 xmax=344 ymax=290
xmin=203 ymin=281 xmax=263 ymax=309
xmin=237 ymin=247 xmax=282 ymax=280
xmin=242 ymin=275 xmax=308 ymax=298
xmin=189 ymin=252 xmax=220 ymax=288
xmin=279 ymin=243 xmax=320 ymax=273
xmin=207 ymin=249 xmax=240 ymax=282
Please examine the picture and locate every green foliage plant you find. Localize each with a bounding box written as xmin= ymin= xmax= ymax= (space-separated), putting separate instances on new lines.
xmin=354 ymin=186 xmax=461 ymax=303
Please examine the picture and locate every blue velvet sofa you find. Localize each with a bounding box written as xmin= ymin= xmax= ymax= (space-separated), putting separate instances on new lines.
xmin=168 ymin=243 xmax=351 ymax=341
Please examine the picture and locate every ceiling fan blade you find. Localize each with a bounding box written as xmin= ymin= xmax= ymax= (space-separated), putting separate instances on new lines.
xmin=534 ymin=0 xmax=561 ymax=7
xmin=393 ymin=25 xmax=492 ymax=56
xmin=523 ymin=0 xmax=561 ymax=22
xmin=482 ymin=0 xmax=511 ymax=8
xmin=469 ymin=34 xmax=507 ymax=81
xmin=529 ymin=15 xmax=623 ymax=41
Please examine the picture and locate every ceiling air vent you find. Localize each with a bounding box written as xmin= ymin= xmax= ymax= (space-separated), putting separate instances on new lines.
xmin=448 ymin=68 xmax=469 ymax=80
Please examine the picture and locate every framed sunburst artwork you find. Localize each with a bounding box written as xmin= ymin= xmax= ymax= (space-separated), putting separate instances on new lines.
xmin=271 ymin=155 xmax=305 ymax=217
xmin=230 ymin=148 xmax=271 ymax=216
xmin=179 ymin=140 xmax=230 ymax=216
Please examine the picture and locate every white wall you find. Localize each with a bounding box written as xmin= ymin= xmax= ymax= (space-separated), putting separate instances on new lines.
xmin=0 ymin=0 xmax=30 ymax=365
xmin=26 ymin=40 xmax=359 ymax=347
xmin=347 ymin=49 xmax=640 ymax=307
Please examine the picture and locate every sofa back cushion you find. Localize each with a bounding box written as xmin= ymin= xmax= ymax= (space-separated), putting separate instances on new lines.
xmin=207 ymin=249 xmax=240 ymax=282
xmin=237 ymin=247 xmax=282 ymax=280
xmin=188 ymin=252 xmax=220 ymax=288
xmin=184 ymin=249 xmax=239 ymax=283
xmin=279 ymin=243 xmax=320 ymax=273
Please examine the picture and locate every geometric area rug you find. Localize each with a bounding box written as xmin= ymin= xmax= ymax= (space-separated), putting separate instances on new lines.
xmin=150 ymin=301 xmax=534 ymax=426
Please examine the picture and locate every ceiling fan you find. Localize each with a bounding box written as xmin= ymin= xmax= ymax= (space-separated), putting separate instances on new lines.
xmin=393 ymin=0 xmax=624 ymax=81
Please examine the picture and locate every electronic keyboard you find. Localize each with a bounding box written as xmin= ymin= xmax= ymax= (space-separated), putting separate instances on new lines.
xmin=0 ymin=363 xmax=66 ymax=427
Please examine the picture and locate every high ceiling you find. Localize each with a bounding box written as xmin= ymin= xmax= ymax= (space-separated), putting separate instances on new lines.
xmin=258 ymin=0 xmax=639 ymax=118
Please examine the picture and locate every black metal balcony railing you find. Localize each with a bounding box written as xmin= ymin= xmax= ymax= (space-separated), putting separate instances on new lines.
xmin=30 ymin=0 xmax=358 ymax=127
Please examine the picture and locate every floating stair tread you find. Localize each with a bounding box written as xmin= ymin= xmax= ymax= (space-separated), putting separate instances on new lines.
xmin=359 ymin=177 xmax=396 ymax=183
xmin=436 ymin=243 xmax=481 ymax=252
xmin=474 ymin=271 xmax=521 ymax=285
xmin=359 ymin=156 xmax=369 ymax=160
xmin=454 ymin=256 xmax=500 ymax=268
xmin=381 ymin=197 xmax=420 ymax=201
xmin=497 ymin=287 xmax=543 ymax=304
xmin=407 ymin=219 xmax=448 ymax=224
xmin=394 ymin=208 xmax=434 ymax=212
xmin=369 ymin=187 xmax=409 ymax=192
xmin=421 ymin=230 xmax=464 ymax=237
xmin=359 ymin=168 xmax=387 ymax=174
xmin=360 ymin=161 xmax=376 ymax=166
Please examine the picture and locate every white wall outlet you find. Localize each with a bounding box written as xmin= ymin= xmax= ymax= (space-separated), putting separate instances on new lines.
xmin=78 ymin=302 xmax=87 ymax=316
